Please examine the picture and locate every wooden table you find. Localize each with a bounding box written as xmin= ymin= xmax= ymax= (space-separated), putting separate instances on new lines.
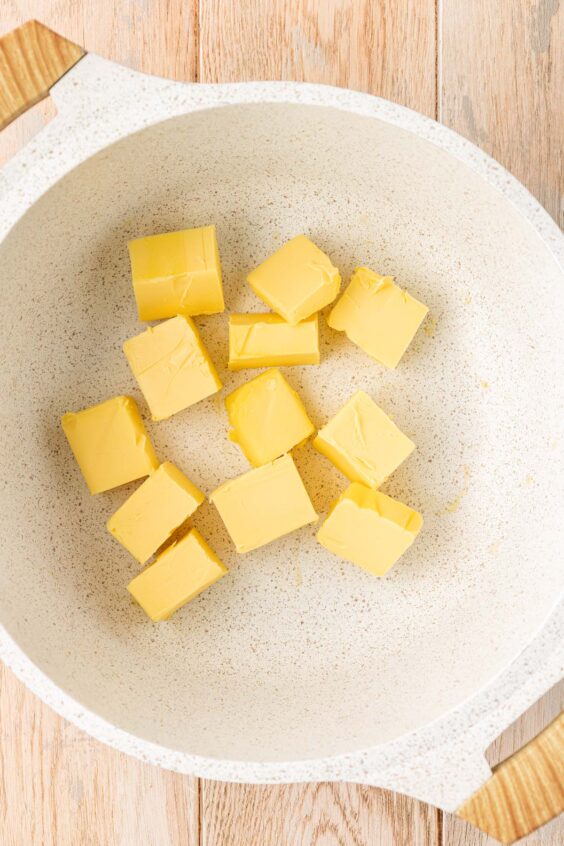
xmin=0 ymin=2 xmax=562 ymax=844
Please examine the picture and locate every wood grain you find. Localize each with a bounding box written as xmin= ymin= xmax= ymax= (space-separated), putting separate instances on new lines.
xmin=458 ymin=712 xmax=564 ymax=843
xmin=201 ymin=781 xmax=438 ymax=846
xmin=441 ymin=0 xmax=564 ymax=225
xmin=0 ymin=663 xmax=199 ymax=846
xmin=0 ymin=2 xmax=562 ymax=845
xmin=440 ymin=4 xmax=564 ymax=833
xmin=199 ymin=0 xmax=437 ymax=115
xmin=0 ymin=20 xmax=83 ymax=130
xmin=0 ymin=0 xmax=198 ymax=79
xmin=0 ymin=5 xmax=201 ymax=842
xmin=198 ymin=2 xmax=439 ymax=842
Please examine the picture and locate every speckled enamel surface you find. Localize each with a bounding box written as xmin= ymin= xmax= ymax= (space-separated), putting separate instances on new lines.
xmin=0 ymin=55 xmax=562 ymax=811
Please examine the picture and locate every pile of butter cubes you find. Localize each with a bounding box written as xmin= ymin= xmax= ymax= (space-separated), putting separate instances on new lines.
xmin=62 ymin=228 xmax=428 ymax=621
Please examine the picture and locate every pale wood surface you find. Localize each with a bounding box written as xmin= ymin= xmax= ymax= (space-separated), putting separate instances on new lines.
xmin=0 ymin=2 xmax=562 ymax=844
xmin=201 ymin=781 xmax=439 ymax=846
xmin=0 ymin=664 xmax=200 ymax=846
xmin=441 ymin=0 xmax=564 ymax=228
xmin=199 ymin=0 xmax=436 ymax=115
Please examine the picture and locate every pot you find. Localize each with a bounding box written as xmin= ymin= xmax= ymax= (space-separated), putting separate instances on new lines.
xmin=0 ymin=22 xmax=562 ymax=844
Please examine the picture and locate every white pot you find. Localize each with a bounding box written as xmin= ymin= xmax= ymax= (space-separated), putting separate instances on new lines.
xmin=0 ymin=51 xmax=562 ymax=815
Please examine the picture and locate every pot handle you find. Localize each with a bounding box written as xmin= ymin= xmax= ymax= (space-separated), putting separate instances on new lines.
xmin=0 ymin=20 xmax=84 ymax=131
xmin=456 ymin=712 xmax=564 ymax=843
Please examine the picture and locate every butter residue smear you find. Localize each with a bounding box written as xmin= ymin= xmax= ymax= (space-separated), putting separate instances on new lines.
xmin=445 ymin=465 xmax=472 ymax=513
xmin=61 ymin=229 xmax=429 ymax=620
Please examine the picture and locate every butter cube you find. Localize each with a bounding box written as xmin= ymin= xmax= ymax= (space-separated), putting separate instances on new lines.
xmin=228 ymin=313 xmax=320 ymax=370
xmin=247 ymin=235 xmax=341 ymax=324
xmin=124 ymin=315 xmax=222 ymax=421
xmin=128 ymin=528 xmax=227 ymax=621
xmin=328 ymin=267 xmax=428 ymax=368
xmin=314 ymin=391 xmax=414 ymax=488
xmin=61 ymin=396 xmax=158 ymax=494
xmin=317 ymin=483 xmax=423 ymax=576
xmin=210 ymin=454 xmax=317 ymax=553
xmin=107 ymin=462 xmax=205 ymax=564
xmin=225 ymin=368 xmax=314 ymax=466
xmin=128 ymin=225 xmax=225 ymax=321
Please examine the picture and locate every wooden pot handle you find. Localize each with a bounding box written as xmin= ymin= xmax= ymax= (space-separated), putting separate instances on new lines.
xmin=457 ymin=711 xmax=564 ymax=843
xmin=0 ymin=20 xmax=84 ymax=131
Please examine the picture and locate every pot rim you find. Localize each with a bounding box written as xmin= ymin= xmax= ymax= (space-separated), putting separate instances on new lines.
xmin=0 ymin=56 xmax=562 ymax=806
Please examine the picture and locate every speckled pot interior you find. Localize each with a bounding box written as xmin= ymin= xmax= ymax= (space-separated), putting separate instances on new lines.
xmin=0 ymin=61 xmax=562 ymax=806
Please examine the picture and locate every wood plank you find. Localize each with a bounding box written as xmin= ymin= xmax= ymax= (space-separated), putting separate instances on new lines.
xmin=0 ymin=2 xmax=562 ymax=846
xmin=0 ymin=5 xmax=201 ymax=845
xmin=441 ymin=0 xmax=564 ymax=224
xmin=201 ymin=781 xmax=439 ymax=846
xmin=199 ymin=0 xmax=437 ymax=116
xmin=441 ymin=0 xmax=563 ymax=838
xmin=0 ymin=0 xmax=197 ymax=79
xmin=443 ymin=681 xmax=564 ymax=846
xmin=199 ymin=1 xmax=438 ymax=842
xmin=0 ymin=664 xmax=200 ymax=846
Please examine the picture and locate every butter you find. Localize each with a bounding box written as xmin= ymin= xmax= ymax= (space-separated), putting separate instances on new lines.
xmin=314 ymin=391 xmax=414 ymax=488
xmin=127 ymin=528 xmax=227 ymax=621
xmin=61 ymin=396 xmax=158 ymax=494
xmin=210 ymin=454 xmax=317 ymax=552
xmin=128 ymin=225 xmax=225 ymax=321
xmin=317 ymin=482 xmax=423 ymax=576
xmin=123 ymin=315 xmax=222 ymax=421
xmin=328 ymin=267 xmax=428 ymax=368
xmin=228 ymin=313 xmax=320 ymax=370
xmin=247 ymin=235 xmax=341 ymax=324
xmin=107 ymin=462 xmax=205 ymax=564
xmin=225 ymin=368 xmax=314 ymax=466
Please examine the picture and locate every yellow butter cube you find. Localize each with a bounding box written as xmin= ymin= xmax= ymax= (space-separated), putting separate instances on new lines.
xmin=317 ymin=483 xmax=423 ymax=576
xmin=61 ymin=396 xmax=158 ymax=494
xmin=225 ymin=368 xmax=314 ymax=466
xmin=128 ymin=225 xmax=225 ymax=321
xmin=128 ymin=528 xmax=227 ymax=621
xmin=314 ymin=391 xmax=414 ymax=488
xmin=107 ymin=462 xmax=205 ymax=564
xmin=247 ymin=235 xmax=341 ymax=325
xmin=210 ymin=454 xmax=317 ymax=553
xmin=228 ymin=313 xmax=320 ymax=370
xmin=124 ymin=315 xmax=222 ymax=421
xmin=328 ymin=267 xmax=428 ymax=368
